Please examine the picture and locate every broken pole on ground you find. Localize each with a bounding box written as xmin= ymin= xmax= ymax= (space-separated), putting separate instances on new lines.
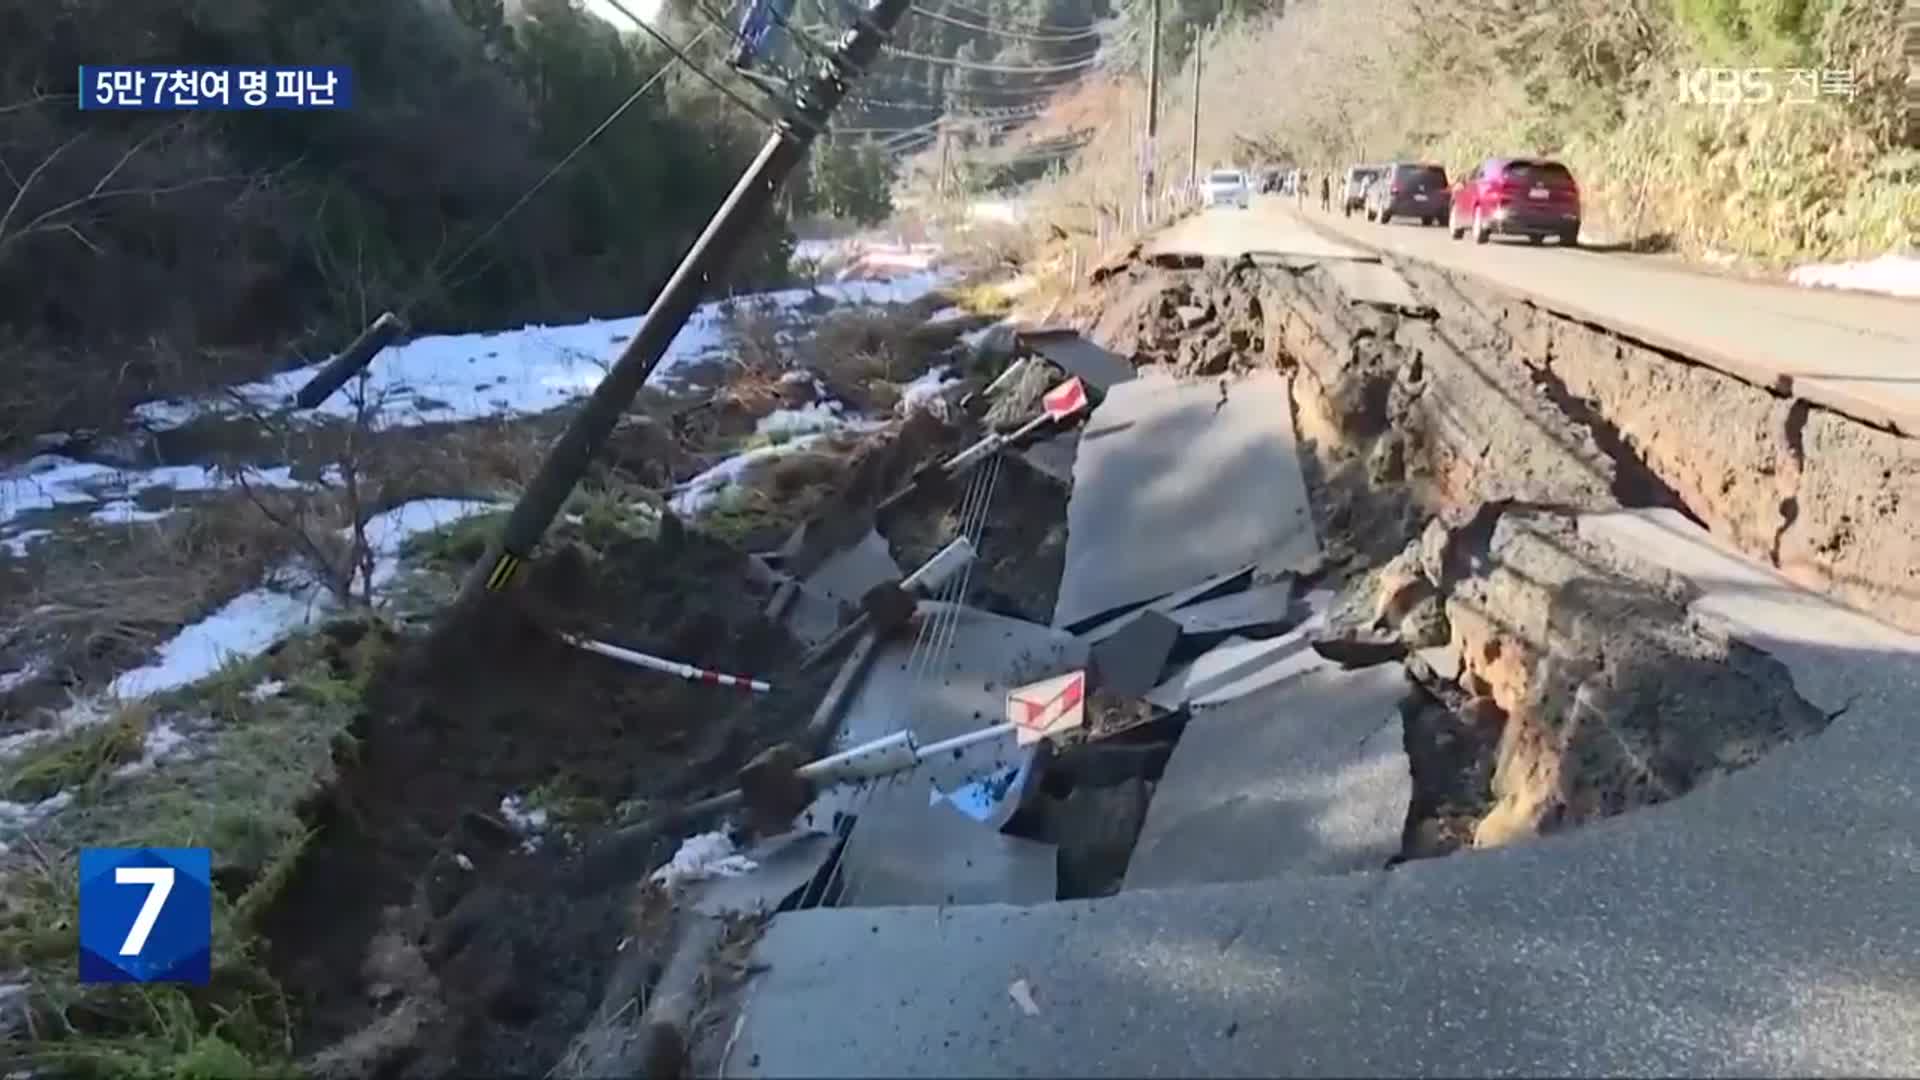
xmin=432 ymin=0 xmax=917 ymax=641
xmin=294 ymin=311 xmax=406 ymax=409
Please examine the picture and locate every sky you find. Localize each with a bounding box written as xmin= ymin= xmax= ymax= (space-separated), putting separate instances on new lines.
xmin=580 ymin=0 xmax=668 ymax=27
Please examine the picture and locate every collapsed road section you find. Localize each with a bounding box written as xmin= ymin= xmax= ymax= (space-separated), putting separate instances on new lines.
xmin=582 ymin=242 xmax=1920 ymax=1078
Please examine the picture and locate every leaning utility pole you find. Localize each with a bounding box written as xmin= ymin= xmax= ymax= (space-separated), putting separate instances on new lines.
xmin=1187 ymin=25 xmax=1201 ymax=190
xmin=1142 ymin=0 xmax=1160 ymax=216
xmin=441 ymin=0 xmax=914 ymax=628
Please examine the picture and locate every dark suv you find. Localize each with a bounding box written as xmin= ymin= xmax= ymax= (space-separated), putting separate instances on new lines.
xmin=1366 ymin=162 xmax=1450 ymax=226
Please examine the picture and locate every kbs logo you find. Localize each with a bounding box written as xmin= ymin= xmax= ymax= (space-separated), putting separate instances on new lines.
xmin=1677 ymin=67 xmax=1856 ymax=107
xmin=78 ymin=847 xmax=212 ymax=985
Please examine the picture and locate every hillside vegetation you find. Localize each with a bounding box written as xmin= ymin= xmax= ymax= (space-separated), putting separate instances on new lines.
xmin=1023 ymin=0 xmax=1916 ymax=265
xmin=0 ymin=0 xmax=920 ymax=447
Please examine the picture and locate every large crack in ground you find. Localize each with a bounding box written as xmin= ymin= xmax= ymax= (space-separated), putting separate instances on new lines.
xmin=1072 ymin=250 xmax=1877 ymax=867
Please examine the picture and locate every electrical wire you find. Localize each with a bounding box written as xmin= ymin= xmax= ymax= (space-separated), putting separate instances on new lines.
xmin=909 ymin=3 xmax=1102 ymax=41
xmin=596 ymin=0 xmax=789 ymax=131
xmin=881 ymin=43 xmax=1104 ymax=73
xmin=397 ymin=23 xmax=717 ymax=312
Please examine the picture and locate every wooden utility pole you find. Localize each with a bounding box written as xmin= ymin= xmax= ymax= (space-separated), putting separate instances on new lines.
xmin=1143 ymin=0 xmax=1160 ymax=215
xmin=1187 ymin=26 xmax=1202 ymax=190
xmin=443 ymin=0 xmax=917 ymax=626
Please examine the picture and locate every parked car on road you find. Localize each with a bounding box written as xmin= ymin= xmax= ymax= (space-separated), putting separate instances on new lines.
xmin=1342 ymin=164 xmax=1383 ymax=217
xmin=1202 ymin=168 xmax=1252 ymax=210
xmin=1366 ymin=161 xmax=1449 ymax=224
xmin=1448 ymin=157 xmax=1582 ymax=246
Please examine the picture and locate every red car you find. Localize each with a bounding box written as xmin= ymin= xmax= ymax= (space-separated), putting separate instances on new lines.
xmin=1447 ymin=158 xmax=1581 ymax=246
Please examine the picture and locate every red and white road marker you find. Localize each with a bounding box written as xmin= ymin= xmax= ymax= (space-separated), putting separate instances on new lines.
xmin=1007 ymin=669 xmax=1087 ymax=746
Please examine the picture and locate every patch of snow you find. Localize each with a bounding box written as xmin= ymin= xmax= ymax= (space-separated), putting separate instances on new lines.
xmin=959 ymin=319 xmax=1015 ymax=351
xmin=669 ymin=434 xmax=829 ymax=517
xmin=0 ymin=696 xmax=117 ymax=765
xmin=246 ymin=679 xmax=285 ymax=702
xmin=0 ymin=662 xmax=41 ymax=695
xmin=778 ymin=368 xmax=815 ymax=386
xmin=756 ymin=401 xmax=852 ymax=439
xmin=499 ymin=793 xmax=549 ymax=853
xmin=0 ymin=456 xmax=310 ymax=533
xmin=897 ymin=365 xmax=961 ymax=419
xmin=131 ymin=277 xmax=947 ymax=433
xmin=354 ymin=497 xmax=503 ymax=595
xmin=107 ymin=588 xmax=326 ymax=701
xmin=1788 ymin=253 xmax=1920 ymax=299
xmin=0 ymin=790 xmax=73 ymax=846
xmin=0 ymin=530 xmax=50 ymax=558
xmin=925 ymin=306 xmax=968 ymax=325
xmin=89 ymin=500 xmax=173 ymax=526
xmin=650 ymin=829 xmax=758 ymax=889
xmin=110 ymin=718 xmax=197 ymax=779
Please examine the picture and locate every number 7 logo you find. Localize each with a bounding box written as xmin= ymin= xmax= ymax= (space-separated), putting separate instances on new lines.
xmin=115 ymin=866 xmax=174 ymax=956
xmin=79 ymin=848 xmax=211 ymax=985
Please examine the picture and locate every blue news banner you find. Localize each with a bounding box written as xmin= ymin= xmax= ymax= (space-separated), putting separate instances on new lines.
xmin=78 ymin=847 xmax=212 ymax=985
xmin=79 ymin=66 xmax=353 ymax=111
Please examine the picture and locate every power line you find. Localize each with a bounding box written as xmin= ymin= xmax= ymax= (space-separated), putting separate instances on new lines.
xmin=403 ymin=24 xmax=719 ymax=310
xmin=926 ymin=0 xmax=1097 ymax=33
xmin=881 ymin=43 xmax=1104 ymax=72
xmin=908 ymin=4 xmax=1102 ymax=41
xmin=597 ymin=0 xmax=788 ymax=131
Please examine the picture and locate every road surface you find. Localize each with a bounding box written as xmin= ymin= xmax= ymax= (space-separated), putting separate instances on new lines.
xmin=725 ymin=511 xmax=1920 ymax=1078
xmin=1153 ymin=197 xmax=1920 ymax=437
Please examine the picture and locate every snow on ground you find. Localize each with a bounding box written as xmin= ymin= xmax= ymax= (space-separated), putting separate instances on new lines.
xmin=756 ymin=401 xmax=855 ymax=439
xmin=109 ymin=718 xmax=196 ymax=780
xmin=0 ymin=456 xmax=310 ymax=535
xmin=100 ymin=497 xmax=502 ymax=701
xmin=499 ymin=793 xmax=549 ymax=853
xmin=0 ymin=530 xmax=48 ymax=558
xmin=669 ymin=434 xmax=830 ymax=517
xmin=106 ymin=587 xmax=327 ymax=700
xmin=1789 ymin=253 xmax=1920 ymax=299
xmin=356 ymin=497 xmax=502 ymax=594
xmin=651 ymin=829 xmax=758 ymax=889
xmin=897 ymin=365 xmax=961 ymax=419
xmin=131 ymin=275 xmax=944 ymax=434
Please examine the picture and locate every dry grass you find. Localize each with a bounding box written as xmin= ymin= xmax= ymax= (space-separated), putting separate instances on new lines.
xmin=8 ymin=498 xmax=304 ymax=692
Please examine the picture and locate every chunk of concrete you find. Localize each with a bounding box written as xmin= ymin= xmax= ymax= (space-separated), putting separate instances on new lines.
xmin=1088 ymin=608 xmax=1181 ymax=697
xmin=816 ymin=603 xmax=1086 ymax=906
xmin=1018 ymin=328 xmax=1138 ymax=391
xmin=1145 ymin=590 xmax=1334 ymax=709
xmin=1077 ymin=565 xmax=1256 ymax=645
xmin=1053 ymin=372 xmax=1321 ymax=630
xmin=1124 ymin=664 xmax=1415 ymax=890
xmin=833 ymin=792 xmax=1057 ymax=908
xmin=1167 ymin=581 xmax=1296 ymax=637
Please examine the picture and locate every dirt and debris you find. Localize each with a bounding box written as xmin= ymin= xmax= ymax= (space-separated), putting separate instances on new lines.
xmin=258 ymin=523 xmax=827 ymax=1078
xmin=881 ymin=454 xmax=1068 ymax=627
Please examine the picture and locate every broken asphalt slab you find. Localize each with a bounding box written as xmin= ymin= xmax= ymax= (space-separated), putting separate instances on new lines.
xmin=1053 ymin=371 xmax=1321 ymax=630
xmin=719 ymin=506 xmax=1920 ymax=1077
xmin=1145 ymin=589 xmax=1334 ymax=710
xmin=1124 ymin=663 xmax=1416 ymax=891
xmin=801 ymin=602 xmax=1087 ymax=907
xmin=1015 ymin=328 xmax=1138 ymax=392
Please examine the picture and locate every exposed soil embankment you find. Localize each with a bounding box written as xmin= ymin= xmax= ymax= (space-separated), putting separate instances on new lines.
xmin=1075 ymin=249 xmax=1891 ymax=855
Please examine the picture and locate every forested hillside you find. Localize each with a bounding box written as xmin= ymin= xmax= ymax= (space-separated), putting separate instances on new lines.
xmin=1020 ymin=0 xmax=1915 ymax=266
xmin=0 ymin=0 xmax=818 ymax=446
